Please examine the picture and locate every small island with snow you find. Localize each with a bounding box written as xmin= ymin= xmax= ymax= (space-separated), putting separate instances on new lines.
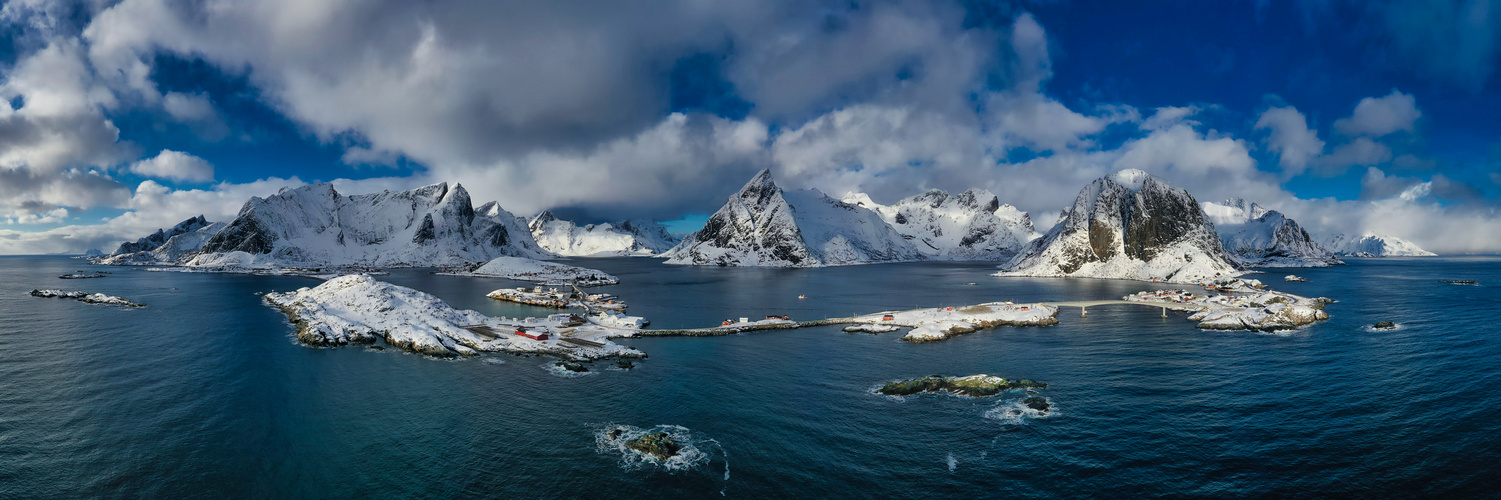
xmin=440 ymin=256 xmax=620 ymax=286
xmin=264 ymin=275 xmax=647 ymax=359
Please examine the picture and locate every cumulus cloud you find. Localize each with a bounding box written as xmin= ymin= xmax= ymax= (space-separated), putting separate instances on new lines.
xmin=1 ymin=2 xmax=1498 ymax=257
xmin=1333 ymin=89 xmax=1421 ymax=137
xmin=1319 ymin=137 xmax=1393 ymax=173
xmin=0 ymin=39 xmax=134 ymax=217
xmin=1254 ymin=106 xmax=1324 ymax=175
xmin=128 ymin=149 xmax=215 ymax=183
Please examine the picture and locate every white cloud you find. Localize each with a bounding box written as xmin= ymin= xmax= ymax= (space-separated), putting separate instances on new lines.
xmin=1319 ymin=137 xmax=1393 ymax=173
xmin=1254 ymin=106 xmax=1324 ymax=175
xmin=128 ymin=149 xmax=215 ymax=183
xmin=7 ymin=207 xmax=68 ymax=225
xmin=1334 ymin=89 xmax=1421 ymax=137
xmin=0 ymin=39 xmax=134 ymax=217
xmin=1141 ymin=106 xmax=1200 ymax=131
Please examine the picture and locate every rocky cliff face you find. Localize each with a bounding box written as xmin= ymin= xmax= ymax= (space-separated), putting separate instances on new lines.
xmin=841 ymin=188 xmax=1038 ymax=260
xmin=1322 ymin=233 xmax=1436 ymax=257
xmin=997 ymin=169 xmax=1238 ymax=283
xmin=664 ymin=170 xmax=921 ymax=267
xmin=1203 ymin=199 xmax=1341 ymax=268
xmin=99 ymin=215 xmax=225 ymax=265
xmin=187 ymin=182 xmax=548 ymax=267
xmin=528 ymin=211 xmax=680 ymax=257
xmin=112 ymin=215 xmax=211 ymax=255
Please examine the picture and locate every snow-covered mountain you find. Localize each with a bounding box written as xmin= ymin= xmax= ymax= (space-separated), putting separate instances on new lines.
xmin=112 ymin=215 xmax=211 ymax=254
xmin=997 ymin=169 xmax=1238 ymax=283
xmin=840 ymin=188 xmax=1039 ymax=260
xmin=1202 ymin=199 xmax=1341 ymax=268
xmin=664 ymin=170 xmax=922 ymax=267
xmin=98 ymin=215 xmax=228 ymax=265
xmin=187 ymin=182 xmax=548 ymax=267
xmin=528 ymin=211 xmax=679 ymax=256
xmin=1322 ymin=233 xmax=1436 ymax=257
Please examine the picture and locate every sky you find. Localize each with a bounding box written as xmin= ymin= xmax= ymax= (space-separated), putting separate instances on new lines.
xmin=1 ymin=0 xmax=1499 ymax=254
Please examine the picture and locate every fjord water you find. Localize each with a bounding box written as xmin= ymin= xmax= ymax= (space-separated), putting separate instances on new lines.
xmin=2 ymin=256 xmax=1498 ymax=497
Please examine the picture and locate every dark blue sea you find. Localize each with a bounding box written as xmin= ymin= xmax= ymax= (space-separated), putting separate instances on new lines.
xmin=2 ymin=255 xmax=1498 ymax=498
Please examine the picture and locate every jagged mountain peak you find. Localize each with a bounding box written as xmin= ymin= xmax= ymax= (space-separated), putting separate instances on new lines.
xmin=1110 ymin=168 xmax=1151 ymax=191
xmin=999 ymin=171 xmax=1237 ymax=283
xmin=665 ymin=170 xmax=920 ymax=267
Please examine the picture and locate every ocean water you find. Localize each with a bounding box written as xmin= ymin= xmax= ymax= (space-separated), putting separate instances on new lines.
xmin=1 ymin=255 xmax=1499 ymax=497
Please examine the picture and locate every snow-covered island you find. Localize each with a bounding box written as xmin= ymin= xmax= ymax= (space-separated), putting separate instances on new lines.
xmin=1124 ymin=280 xmax=1332 ymax=332
xmin=848 ymin=303 xmax=1060 ymax=342
xmin=439 ymin=256 xmax=619 ymax=286
xmin=265 ymin=275 xmax=646 ymax=359
xmin=30 ymin=289 xmax=144 ymax=307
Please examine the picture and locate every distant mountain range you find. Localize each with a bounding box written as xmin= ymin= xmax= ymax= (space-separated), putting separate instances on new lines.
xmin=100 ymin=182 xmax=547 ymax=267
xmin=96 ymin=169 xmax=1437 ymax=279
xmin=1322 ymin=233 xmax=1436 ymax=257
xmin=841 ymin=188 xmax=1039 ymax=261
xmin=528 ymin=211 xmax=679 ymax=257
xmin=1201 ymin=198 xmax=1342 ymax=268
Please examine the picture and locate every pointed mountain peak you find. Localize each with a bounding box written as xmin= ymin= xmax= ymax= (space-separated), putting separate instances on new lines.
xmin=734 ymin=169 xmax=782 ymax=206
xmin=531 ymin=210 xmax=558 ymax=226
xmin=841 ymin=192 xmax=877 ymax=208
xmin=1109 ymin=168 xmax=1152 ymax=191
xmin=741 ymin=169 xmax=776 ymax=191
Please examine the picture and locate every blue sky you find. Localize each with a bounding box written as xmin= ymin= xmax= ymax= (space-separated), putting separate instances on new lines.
xmin=1 ymin=0 xmax=1498 ymax=253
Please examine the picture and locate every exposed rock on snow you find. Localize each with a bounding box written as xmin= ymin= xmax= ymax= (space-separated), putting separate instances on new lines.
xmin=440 ymin=256 xmax=619 ymax=286
xmin=98 ymin=215 xmax=228 ymax=265
xmin=189 ymin=182 xmax=549 ymax=268
xmin=843 ymin=324 xmax=901 ymax=334
xmin=528 ymin=211 xmax=679 ymax=256
xmin=30 ymin=289 xmax=144 ymax=307
xmin=1322 ymin=233 xmax=1436 ymax=257
xmin=997 ymin=169 xmax=1238 ymax=283
xmin=264 ymin=275 xmax=645 ymax=359
xmin=841 ymin=188 xmax=1039 ymax=260
xmin=664 ymin=170 xmax=922 ymax=267
xmin=1203 ymin=199 xmax=1341 ymax=268
xmin=877 ymin=375 xmax=1046 ymax=397
xmin=848 ymin=303 xmax=1059 ymax=342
